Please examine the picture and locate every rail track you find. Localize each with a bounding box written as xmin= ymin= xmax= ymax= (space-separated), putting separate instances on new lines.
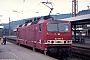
xmin=6 ymin=36 xmax=90 ymax=60
xmin=72 ymin=45 xmax=90 ymax=60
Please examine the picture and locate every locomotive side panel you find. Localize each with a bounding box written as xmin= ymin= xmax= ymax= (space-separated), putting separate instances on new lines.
xmin=26 ymin=25 xmax=36 ymax=47
xmin=25 ymin=26 xmax=32 ymax=46
xmin=17 ymin=27 xmax=26 ymax=45
xmin=35 ymin=23 xmax=45 ymax=50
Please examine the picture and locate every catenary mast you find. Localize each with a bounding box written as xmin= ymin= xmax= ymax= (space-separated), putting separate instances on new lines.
xmin=72 ymin=0 xmax=78 ymax=17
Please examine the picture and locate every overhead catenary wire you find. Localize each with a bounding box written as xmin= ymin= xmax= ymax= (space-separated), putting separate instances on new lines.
xmin=11 ymin=4 xmax=40 ymax=21
xmin=11 ymin=0 xmax=55 ymax=21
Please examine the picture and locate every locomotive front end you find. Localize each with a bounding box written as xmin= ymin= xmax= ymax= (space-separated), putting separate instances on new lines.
xmin=43 ymin=21 xmax=72 ymax=56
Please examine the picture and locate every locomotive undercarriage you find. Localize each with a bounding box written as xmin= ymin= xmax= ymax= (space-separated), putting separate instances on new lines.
xmin=45 ymin=46 xmax=72 ymax=58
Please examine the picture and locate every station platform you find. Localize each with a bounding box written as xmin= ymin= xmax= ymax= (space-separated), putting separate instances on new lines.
xmin=0 ymin=41 xmax=57 ymax=60
xmin=72 ymin=40 xmax=90 ymax=49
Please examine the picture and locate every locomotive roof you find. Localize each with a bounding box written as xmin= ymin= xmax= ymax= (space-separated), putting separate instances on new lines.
xmin=18 ymin=20 xmax=69 ymax=27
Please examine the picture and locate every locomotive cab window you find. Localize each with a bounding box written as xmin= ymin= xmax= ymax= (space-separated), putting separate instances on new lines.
xmin=59 ymin=23 xmax=69 ymax=32
xmin=39 ymin=24 xmax=42 ymax=31
xmin=47 ymin=23 xmax=58 ymax=32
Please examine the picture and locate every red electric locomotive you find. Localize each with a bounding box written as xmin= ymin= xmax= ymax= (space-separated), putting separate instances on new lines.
xmin=16 ymin=17 xmax=72 ymax=55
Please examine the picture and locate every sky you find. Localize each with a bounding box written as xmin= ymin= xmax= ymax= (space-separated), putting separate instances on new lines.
xmin=0 ymin=0 xmax=90 ymax=24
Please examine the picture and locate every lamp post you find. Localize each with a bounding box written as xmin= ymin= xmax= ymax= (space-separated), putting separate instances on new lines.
xmin=87 ymin=6 xmax=90 ymax=14
xmin=9 ymin=17 xmax=10 ymax=36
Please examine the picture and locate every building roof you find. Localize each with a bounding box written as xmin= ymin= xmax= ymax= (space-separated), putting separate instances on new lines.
xmin=60 ymin=14 xmax=90 ymax=21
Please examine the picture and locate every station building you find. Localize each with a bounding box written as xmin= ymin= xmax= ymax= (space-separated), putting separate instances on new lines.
xmin=61 ymin=14 xmax=90 ymax=42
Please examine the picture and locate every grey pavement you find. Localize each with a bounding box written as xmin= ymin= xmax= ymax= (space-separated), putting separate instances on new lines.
xmin=0 ymin=41 xmax=57 ymax=60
